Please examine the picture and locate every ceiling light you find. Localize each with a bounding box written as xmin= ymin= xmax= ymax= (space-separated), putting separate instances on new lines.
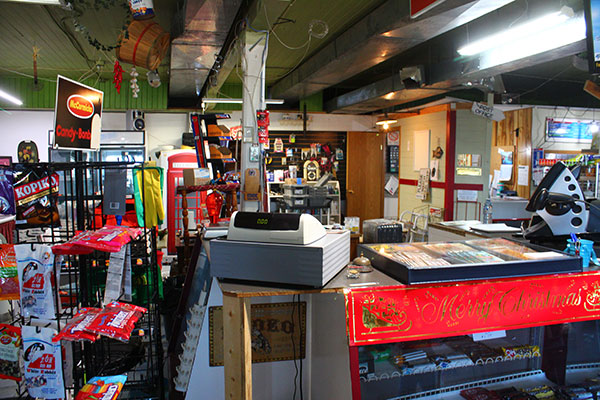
xmin=0 ymin=89 xmax=23 ymax=106
xmin=457 ymin=7 xmax=585 ymax=69
xmin=375 ymin=113 xmax=397 ymax=129
xmin=0 ymin=0 xmax=64 ymax=4
xmin=201 ymin=98 xmax=284 ymax=105
xmin=590 ymin=123 xmax=600 ymax=134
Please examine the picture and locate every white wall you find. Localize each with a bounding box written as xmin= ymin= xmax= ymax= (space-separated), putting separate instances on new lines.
xmin=0 ymin=110 xmax=375 ymax=163
xmin=532 ymin=106 xmax=600 ymax=152
xmin=0 ymin=110 xmax=54 ymax=161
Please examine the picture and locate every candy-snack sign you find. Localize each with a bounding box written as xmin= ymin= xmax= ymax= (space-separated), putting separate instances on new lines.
xmin=53 ymin=75 xmax=103 ymax=150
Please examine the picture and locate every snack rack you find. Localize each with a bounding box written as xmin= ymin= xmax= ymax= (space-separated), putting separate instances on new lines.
xmin=11 ymin=161 xmax=165 ymax=399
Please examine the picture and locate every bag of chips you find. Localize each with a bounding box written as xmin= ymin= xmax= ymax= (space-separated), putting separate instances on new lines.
xmin=15 ymin=244 xmax=56 ymax=320
xmin=75 ymin=374 xmax=127 ymax=400
xmin=0 ymin=245 xmax=20 ymax=301
xmin=86 ymin=302 xmax=146 ymax=342
xmin=22 ymin=326 xmax=65 ymax=399
xmin=52 ymin=226 xmax=141 ymax=255
xmin=53 ymin=308 xmax=101 ymax=343
xmin=13 ymin=167 xmax=60 ymax=229
xmin=0 ymin=167 xmax=15 ymax=215
xmin=0 ymin=324 xmax=21 ymax=381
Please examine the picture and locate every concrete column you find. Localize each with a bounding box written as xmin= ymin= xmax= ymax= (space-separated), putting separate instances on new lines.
xmin=240 ymin=30 xmax=267 ymax=211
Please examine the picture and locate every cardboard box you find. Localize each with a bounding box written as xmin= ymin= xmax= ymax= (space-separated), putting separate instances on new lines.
xmin=183 ymin=168 xmax=211 ymax=186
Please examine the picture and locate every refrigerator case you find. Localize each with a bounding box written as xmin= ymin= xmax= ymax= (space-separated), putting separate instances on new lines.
xmin=358 ymin=237 xmax=582 ymax=284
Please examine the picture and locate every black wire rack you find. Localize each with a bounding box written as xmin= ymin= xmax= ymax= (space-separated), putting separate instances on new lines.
xmin=11 ymin=160 xmax=165 ymax=399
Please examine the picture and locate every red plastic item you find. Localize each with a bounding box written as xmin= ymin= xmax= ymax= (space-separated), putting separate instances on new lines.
xmin=86 ymin=302 xmax=146 ymax=342
xmin=205 ymin=192 xmax=223 ymax=225
xmin=53 ymin=308 xmax=101 ymax=342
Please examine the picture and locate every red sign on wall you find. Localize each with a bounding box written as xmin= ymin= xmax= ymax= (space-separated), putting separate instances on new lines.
xmin=346 ymin=272 xmax=600 ymax=346
xmin=410 ymin=0 xmax=446 ymax=18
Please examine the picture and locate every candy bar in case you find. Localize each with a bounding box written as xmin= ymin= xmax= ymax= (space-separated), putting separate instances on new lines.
xmin=358 ymin=238 xmax=582 ymax=284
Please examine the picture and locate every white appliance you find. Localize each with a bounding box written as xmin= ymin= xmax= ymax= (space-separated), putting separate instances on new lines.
xmin=227 ymin=211 xmax=326 ymax=245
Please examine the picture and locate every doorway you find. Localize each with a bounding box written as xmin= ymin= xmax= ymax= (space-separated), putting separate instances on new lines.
xmin=346 ymin=131 xmax=385 ymax=230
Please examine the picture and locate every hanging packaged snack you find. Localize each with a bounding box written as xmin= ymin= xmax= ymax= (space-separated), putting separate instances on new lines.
xmin=15 ymin=244 xmax=56 ymax=320
xmin=0 ymin=245 xmax=20 ymax=301
xmin=86 ymin=301 xmax=146 ymax=342
xmin=0 ymin=167 xmax=15 ymax=215
xmin=53 ymin=308 xmax=101 ymax=342
xmin=13 ymin=166 xmax=60 ymax=229
xmin=0 ymin=324 xmax=21 ymax=381
xmin=22 ymin=326 xmax=65 ymax=399
xmin=75 ymin=374 xmax=127 ymax=400
xmin=52 ymin=226 xmax=141 ymax=255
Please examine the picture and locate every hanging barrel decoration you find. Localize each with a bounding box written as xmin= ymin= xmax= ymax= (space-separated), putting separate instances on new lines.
xmin=116 ymin=19 xmax=170 ymax=70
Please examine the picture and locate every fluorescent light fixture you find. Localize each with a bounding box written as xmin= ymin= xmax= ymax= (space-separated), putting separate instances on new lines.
xmin=0 ymin=89 xmax=23 ymax=106
xmin=458 ymin=8 xmax=586 ymax=69
xmin=0 ymin=0 xmax=63 ymax=4
xmin=202 ymin=98 xmax=284 ymax=105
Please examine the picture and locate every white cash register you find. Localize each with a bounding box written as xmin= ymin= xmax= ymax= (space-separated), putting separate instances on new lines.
xmin=211 ymin=212 xmax=349 ymax=287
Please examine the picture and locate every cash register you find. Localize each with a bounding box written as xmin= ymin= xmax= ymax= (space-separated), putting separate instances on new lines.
xmin=211 ymin=212 xmax=350 ymax=287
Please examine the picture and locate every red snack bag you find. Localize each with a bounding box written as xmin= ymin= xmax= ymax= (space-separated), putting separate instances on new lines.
xmin=0 ymin=324 xmax=21 ymax=381
xmin=0 ymin=245 xmax=20 ymax=300
xmin=86 ymin=302 xmax=146 ymax=342
xmin=53 ymin=308 xmax=101 ymax=342
xmin=52 ymin=231 xmax=94 ymax=255
xmin=70 ymin=226 xmax=140 ymax=253
xmin=52 ymin=227 xmax=141 ymax=255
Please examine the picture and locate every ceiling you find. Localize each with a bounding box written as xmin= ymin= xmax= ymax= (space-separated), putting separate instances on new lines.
xmin=1 ymin=0 xmax=600 ymax=114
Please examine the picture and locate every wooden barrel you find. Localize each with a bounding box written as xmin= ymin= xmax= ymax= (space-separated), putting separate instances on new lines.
xmin=116 ymin=20 xmax=170 ymax=70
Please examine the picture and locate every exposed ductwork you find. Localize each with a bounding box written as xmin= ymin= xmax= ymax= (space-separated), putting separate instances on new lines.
xmin=325 ymin=0 xmax=586 ymax=113
xmin=269 ymin=0 xmax=517 ymax=101
xmin=169 ymin=0 xmax=243 ymax=99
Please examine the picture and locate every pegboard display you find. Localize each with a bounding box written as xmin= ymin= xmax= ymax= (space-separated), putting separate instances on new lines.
xmin=266 ymin=131 xmax=347 ymax=200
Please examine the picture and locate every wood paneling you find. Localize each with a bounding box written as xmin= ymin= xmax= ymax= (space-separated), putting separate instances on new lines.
xmin=492 ymin=108 xmax=533 ymax=198
xmin=347 ymin=131 xmax=385 ymax=226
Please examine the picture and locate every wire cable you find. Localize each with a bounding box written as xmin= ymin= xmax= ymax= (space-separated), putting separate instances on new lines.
xmin=291 ymin=293 xmax=298 ymax=399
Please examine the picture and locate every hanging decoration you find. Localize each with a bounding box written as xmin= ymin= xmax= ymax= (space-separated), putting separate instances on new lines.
xmin=70 ymin=0 xmax=132 ymax=51
xmin=130 ymin=66 xmax=140 ymax=98
xmin=113 ymin=60 xmax=124 ymax=93
xmin=146 ymin=70 xmax=161 ymax=88
xmin=31 ymin=46 xmax=42 ymax=91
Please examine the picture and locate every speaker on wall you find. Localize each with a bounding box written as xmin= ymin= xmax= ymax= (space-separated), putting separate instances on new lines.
xmin=126 ymin=110 xmax=145 ymax=131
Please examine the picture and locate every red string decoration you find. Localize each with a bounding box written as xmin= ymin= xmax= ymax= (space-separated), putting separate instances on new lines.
xmin=113 ymin=60 xmax=124 ymax=94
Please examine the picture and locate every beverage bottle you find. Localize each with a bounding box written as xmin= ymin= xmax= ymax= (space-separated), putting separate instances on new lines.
xmin=482 ymin=198 xmax=493 ymax=224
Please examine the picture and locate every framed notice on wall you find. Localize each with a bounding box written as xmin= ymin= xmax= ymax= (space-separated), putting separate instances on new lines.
xmin=53 ymin=75 xmax=103 ymax=150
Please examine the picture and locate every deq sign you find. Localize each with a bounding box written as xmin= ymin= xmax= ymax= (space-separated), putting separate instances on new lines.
xmin=53 ymin=75 xmax=103 ymax=150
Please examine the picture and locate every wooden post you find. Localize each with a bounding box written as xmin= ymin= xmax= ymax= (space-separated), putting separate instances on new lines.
xmin=223 ymin=294 xmax=252 ymax=400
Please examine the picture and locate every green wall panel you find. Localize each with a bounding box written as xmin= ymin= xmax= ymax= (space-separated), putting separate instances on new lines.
xmin=299 ymin=92 xmax=323 ymax=112
xmin=0 ymin=76 xmax=168 ymax=110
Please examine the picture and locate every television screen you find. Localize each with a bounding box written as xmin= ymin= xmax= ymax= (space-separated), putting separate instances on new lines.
xmin=546 ymin=118 xmax=596 ymax=143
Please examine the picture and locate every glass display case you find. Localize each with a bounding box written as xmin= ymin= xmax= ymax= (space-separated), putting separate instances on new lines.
xmin=358 ymin=327 xmax=544 ymax=400
xmin=358 ymin=238 xmax=582 ymax=284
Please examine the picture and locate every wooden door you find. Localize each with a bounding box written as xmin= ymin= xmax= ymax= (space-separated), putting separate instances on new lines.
xmin=346 ymin=131 xmax=385 ymax=228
